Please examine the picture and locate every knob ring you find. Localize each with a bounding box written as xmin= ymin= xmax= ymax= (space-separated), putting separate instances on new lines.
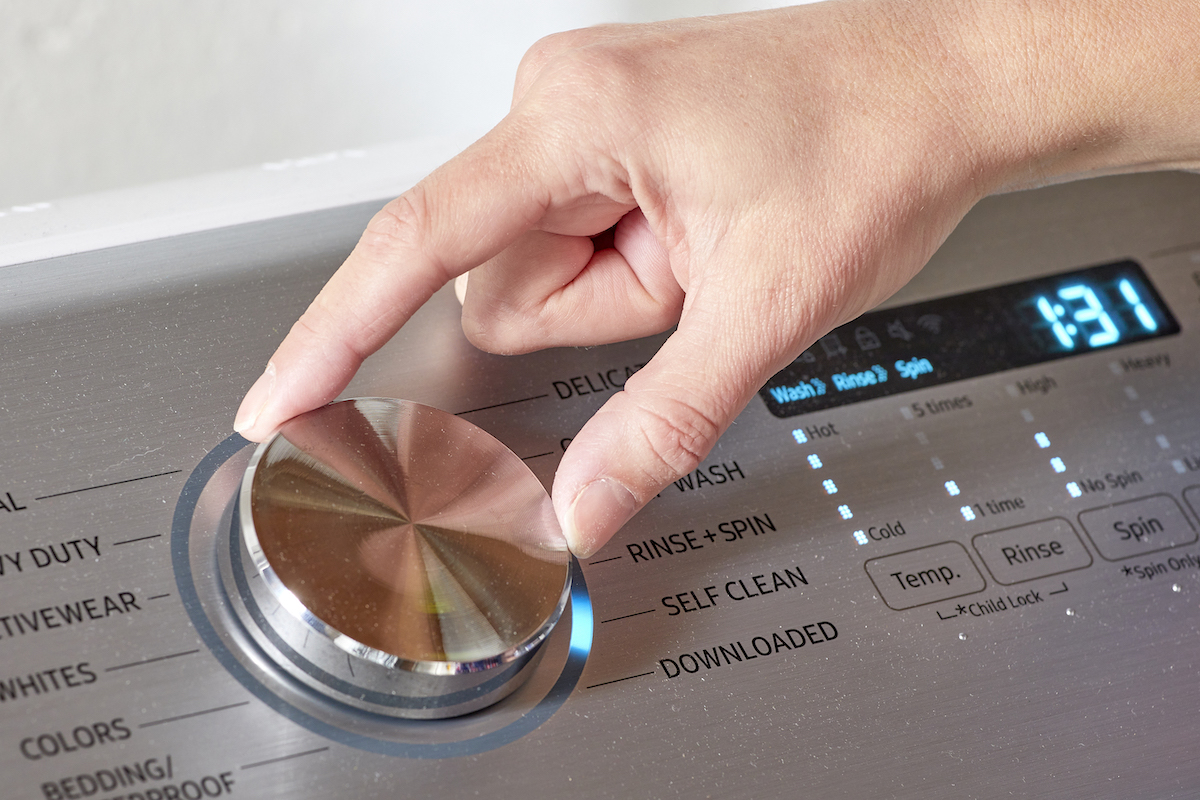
xmin=238 ymin=460 xmax=570 ymax=676
xmin=234 ymin=397 xmax=573 ymax=718
xmin=227 ymin=507 xmax=541 ymax=712
xmin=173 ymin=432 xmax=595 ymax=750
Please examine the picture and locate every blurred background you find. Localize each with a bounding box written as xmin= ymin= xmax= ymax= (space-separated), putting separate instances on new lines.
xmin=0 ymin=0 xmax=814 ymax=208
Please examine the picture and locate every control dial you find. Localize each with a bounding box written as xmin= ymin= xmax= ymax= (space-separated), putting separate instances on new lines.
xmin=226 ymin=398 xmax=571 ymax=719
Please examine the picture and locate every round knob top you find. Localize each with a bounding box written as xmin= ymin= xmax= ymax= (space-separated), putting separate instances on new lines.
xmin=239 ymin=398 xmax=570 ymax=673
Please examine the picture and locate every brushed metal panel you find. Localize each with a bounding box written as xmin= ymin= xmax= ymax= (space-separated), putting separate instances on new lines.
xmin=1 ymin=172 xmax=1199 ymax=798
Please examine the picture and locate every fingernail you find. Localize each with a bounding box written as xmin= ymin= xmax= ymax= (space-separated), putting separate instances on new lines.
xmin=453 ymin=272 xmax=469 ymax=305
xmin=234 ymin=362 xmax=276 ymax=434
xmin=564 ymin=477 xmax=638 ymax=558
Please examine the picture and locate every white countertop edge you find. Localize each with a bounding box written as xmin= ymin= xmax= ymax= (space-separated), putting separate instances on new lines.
xmin=0 ymin=132 xmax=481 ymax=268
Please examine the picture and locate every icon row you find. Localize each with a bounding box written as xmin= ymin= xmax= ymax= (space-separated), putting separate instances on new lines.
xmin=795 ymin=316 xmax=943 ymax=363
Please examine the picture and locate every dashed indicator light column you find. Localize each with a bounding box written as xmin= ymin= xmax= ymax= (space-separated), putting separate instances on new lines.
xmin=898 ymin=409 xmax=973 ymax=530
xmin=1024 ymin=411 xmax=1077 ymax=498
xmin=1110 ymin=373 xmax=1175 ymax=470
xmin=791 ymin=426 xmax=856 ymax=536
xmin=1035 ymin=431 xmax=1070 ymax=478
xmin=948 ymin=479 xmax=977 ymax=521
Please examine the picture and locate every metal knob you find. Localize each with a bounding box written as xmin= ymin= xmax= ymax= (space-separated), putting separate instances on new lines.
xmin=229 ymin=398 xmax=571 ymax=719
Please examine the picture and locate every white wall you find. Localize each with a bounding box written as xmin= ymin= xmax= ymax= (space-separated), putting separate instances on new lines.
xmin=0 ymin=0 xmax=805 ymax=208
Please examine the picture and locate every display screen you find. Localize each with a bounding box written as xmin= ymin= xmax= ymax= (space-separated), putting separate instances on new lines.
xmin=759 ymin=260 xmax=1180 ymax=418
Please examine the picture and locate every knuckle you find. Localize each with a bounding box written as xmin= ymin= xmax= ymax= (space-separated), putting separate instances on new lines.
xmin=363 ymin=191 xmax=423 ymax=250
xmin=460 ymin=299 xmax=532 ymax=356
xmin=359 ymin=187 xmax=450 ymax=283
xmin=460 ymin=310 xmax=507 ymax=353
xmin=518 ymin=29 xmax=588 ymax=79
xmin=629 ymin=391 xmax=721 ymax=485
xmin=517 ymin=30 xmax=646 ymax=113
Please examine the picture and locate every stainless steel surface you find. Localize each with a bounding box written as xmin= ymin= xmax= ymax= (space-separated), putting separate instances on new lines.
xmin=233 ymin=397 xmax=569 ymax=718
xmin=2 ymin=172 xmax=1199 ymax=798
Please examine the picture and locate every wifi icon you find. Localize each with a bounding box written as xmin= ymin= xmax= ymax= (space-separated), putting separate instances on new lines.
xmin=916 ymin=314 xmax=944 ymax=334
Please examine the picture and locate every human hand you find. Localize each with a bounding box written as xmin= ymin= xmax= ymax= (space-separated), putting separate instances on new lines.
xmin=234 ymin=0 xmax=1200 ymax=556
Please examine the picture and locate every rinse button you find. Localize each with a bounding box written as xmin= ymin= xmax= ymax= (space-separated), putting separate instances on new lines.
xmin=865 ymin=542 xmax=986 ymax=610
xmin=1079 ymin=494 xmax=1197 ymax=561
xmin=972 ymin=518 xmax=1092 ymax=585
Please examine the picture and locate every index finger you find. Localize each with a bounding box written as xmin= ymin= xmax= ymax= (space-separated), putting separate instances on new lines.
xmin=233 ymin=123 xmax=561 ymax=441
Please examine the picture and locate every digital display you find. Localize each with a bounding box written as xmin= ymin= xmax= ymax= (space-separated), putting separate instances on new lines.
xmin=759 ymin=260 xmax=1179 ymax=418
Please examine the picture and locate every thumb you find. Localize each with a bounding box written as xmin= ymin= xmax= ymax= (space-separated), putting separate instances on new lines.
xmin=552 ymin=308 xmax=774 ymax=558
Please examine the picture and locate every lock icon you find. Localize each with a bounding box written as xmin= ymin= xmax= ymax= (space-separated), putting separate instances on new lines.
xmin=855 ymin=326 xmax=881 ymax=351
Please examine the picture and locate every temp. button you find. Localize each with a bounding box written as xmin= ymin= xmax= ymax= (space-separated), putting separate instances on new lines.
xmin=865 ymin=542 xmax=986 ymax=610
xmin=1078 ymin=494 xmax=1197 ymax=561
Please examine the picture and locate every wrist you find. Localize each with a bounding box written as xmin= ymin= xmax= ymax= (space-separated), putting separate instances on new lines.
xmin=936 ymin=0 xmax=1200 ymax=192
